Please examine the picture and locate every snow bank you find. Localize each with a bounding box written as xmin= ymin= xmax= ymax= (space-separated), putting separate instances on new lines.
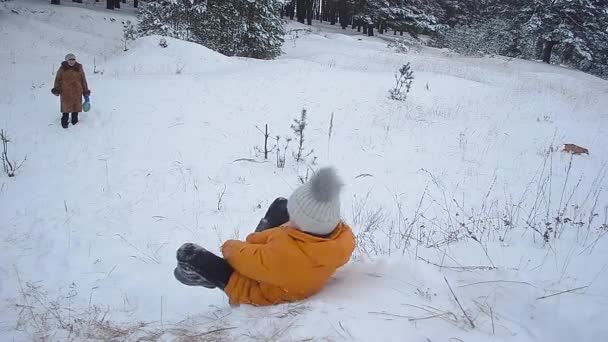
xmin=107 ymin=35 xmax=237 ymax=76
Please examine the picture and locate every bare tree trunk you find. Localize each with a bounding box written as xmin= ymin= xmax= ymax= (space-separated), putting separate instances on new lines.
xmin=114 ymin=0 xmax=120 ymax=9
xmin=542 ymin=40 xmax=557 ymax=64
xmin=134 ymin=0 xmax=138 ymax=8
xmin=306 ymin=0 xmax=313 ymax=25
xmin=296 ymin=0 xmax=305 ymax=23
xmin=51 ymin=0 xmax=60 ymax=5
xmin=339 ymin=0 xmax=349 ymax=29
xmin=288 ymin=2 xmax=295 ymax=20
xmin=106 ymin=0 xmax=114 ymax=9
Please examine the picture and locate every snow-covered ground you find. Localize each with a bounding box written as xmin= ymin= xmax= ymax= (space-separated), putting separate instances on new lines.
xmin=1 ymin=1 xmax=607 ymax=341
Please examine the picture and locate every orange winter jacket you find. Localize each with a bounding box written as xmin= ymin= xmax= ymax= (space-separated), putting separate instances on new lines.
xmin=221 ymin=222 xmax=356 ymax=306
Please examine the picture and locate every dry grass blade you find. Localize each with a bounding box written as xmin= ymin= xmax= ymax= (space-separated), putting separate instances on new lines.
xmin=444 ymin=277 xmax=475 ymax=328
xmin=368 ymin=311 xmax=410 ymax=319
xmin=11 ymin=273 xmax=235 ymax=342
xmin=458 ymin=280 xmax=538 ymax=288
xmin=490 ymin=306 xmax=495 ymax=335
xmin=408 ymin=312 xmax=455 ymax=322
xmin=536 ymin=285 xmax=589 ymax=300
xmin=418 ymin=256 xmax=495 ymax=271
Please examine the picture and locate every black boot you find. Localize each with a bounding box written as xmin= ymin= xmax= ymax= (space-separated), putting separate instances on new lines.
xmin=71 ymin=112 xmax=79 ymax=125
xmin=255 ymin=197 xmax=289 ymax=232
xmin=61 ymin=113 xmax=69 ymax=128
xmin=175 ymin=243 xmax=233 ymax=289
xmin=174 ymin=263 xmax=216 ymax=288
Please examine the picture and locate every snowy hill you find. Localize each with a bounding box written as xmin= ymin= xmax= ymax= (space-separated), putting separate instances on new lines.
xmin=1 ymin=1 xmax=607 ymax=341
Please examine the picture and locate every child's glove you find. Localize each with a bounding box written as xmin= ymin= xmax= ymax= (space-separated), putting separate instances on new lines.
xmin=51 ymin=88 xmax=60 ymax=96
xmin=84 ymin=95 xmax=90 ymax=102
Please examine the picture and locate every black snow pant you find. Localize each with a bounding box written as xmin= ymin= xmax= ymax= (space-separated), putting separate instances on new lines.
xmin=174 ymin=197 xmax=290 ymax=289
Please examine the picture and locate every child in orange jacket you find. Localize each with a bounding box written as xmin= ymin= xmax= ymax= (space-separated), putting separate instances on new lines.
xmin=174 ymin=167 xmax=356 ymax=305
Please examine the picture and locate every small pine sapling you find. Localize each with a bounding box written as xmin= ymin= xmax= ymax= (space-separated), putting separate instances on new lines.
xmin=122 ymin=20 xmax=137 ymax=51
xmin=291 ymin=109 xmax=314 ymax=163
xmin=389 ymin=62 xmax=414 ymax=101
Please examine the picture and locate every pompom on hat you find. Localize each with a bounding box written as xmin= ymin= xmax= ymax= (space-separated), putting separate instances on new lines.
xmin=287 ymin=167 xmax=344 ymax=236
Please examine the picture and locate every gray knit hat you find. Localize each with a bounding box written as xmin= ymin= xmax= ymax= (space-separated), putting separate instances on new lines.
xmin=65 ymin=53 xmax=76 ymax=61
xmin=287 ymin=167 xmax=343 ymax=236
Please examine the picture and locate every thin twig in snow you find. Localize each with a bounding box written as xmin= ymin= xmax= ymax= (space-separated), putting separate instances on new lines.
xmin=232 ymin=158 xmax=266 ymax=163
xmin=217 ymin=184 xmax=227 ymax=211
xmin=105 ymin=264 xmax=117 ymax=279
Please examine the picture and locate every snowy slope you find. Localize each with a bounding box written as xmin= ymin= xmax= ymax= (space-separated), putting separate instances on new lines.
xmin=1 ymin=1 xmax=607 ymax=341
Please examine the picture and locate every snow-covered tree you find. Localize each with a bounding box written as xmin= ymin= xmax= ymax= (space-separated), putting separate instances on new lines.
xmin=137 ymin=0 xmax=207 ymax=41
xmin=238 ymin=0 xmax=285 ymax=59
xmin=433 ymin=0 xmax=608 ymax=79
xmin=508 ymin=0 xmax=608 ymax=79
xmin=191 ymin=1 xmax=243 ymax=56
xmin=191 ymin=0 xmax=284 ymax=59
xmin=433 ymin=18 xmax=519 ymax=57
xmin=138 ymin=0 xmax=284 ymax=59
xmin=365 ymin=0 xmax=444 ymax=36
xmin=516 ymin=0 xmax=604 ymax=63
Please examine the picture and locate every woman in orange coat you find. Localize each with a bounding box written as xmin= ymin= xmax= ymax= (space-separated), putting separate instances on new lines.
xmin=51 ymin=53 xmax=90 ymax=128
xmin=174 ymin=167 xmax=356 ymax=306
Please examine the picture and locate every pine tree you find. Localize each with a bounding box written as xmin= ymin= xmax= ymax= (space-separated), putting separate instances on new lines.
xmin=238 ymin=0 xmax=285 ymax=59
xmin=137 ymin=0 xmax=207 ymax=42
xmin=366 ymin=0 xmax=444 ymax=36
xmin=191 ymin=1 xmax=244 ymax=56
xmin=193 ymin=0 xmax=284 ymax=59
xmin=515 ymin=0 xmax=608 ymax=70
xmin=433 ymin=0 xmax=608 ymax=79
xmin=137 ymin=0 xmax=190 ymax=39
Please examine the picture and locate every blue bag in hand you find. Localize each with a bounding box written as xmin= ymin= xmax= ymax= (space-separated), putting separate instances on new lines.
xmin=83 ymin=95 xmax=91 ymax=112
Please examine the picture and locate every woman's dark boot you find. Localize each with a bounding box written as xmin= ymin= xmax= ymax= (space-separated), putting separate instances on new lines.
xmin=61 ymin=113 xmax=69 ymax=128
xmin=71 ymin=112 xmax=79 ymax=125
